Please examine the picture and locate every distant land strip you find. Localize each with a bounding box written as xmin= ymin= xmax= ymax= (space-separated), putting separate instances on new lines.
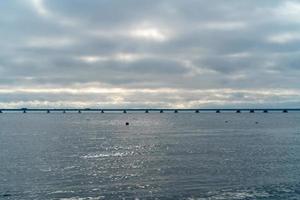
xmin=0 ymin=108 xmax=299 ymax=113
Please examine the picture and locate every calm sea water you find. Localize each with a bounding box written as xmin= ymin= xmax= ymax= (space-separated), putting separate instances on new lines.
xmin=1 ymin=113 xmax=300 ymax=199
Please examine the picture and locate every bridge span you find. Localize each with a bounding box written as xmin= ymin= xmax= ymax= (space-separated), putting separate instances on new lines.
xmin=0 ymin=108 xmax=299 ymax=113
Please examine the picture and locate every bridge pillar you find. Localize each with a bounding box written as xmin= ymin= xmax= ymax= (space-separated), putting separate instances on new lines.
xmin=216 ymin=110 xmax=220 ymax=113
xmin=0 ymin=110 xmax=2 ymax=113
xmin=174 ymin=110 xmax=178 ymax=113
xmin=63 ymin=110 xmax=66 ymax=113
xmin=283 ymin=110 xmax=288 ymax=113
xmin=250 ymin=110 xmax=255 ymax=113
xmin=145 ymin=110 xmax=149 ymax=113
xmin=78 ymin=110 xmax=81 ymax=113
xmin=236 ymin=110 xmax=241 ymax=113
xmin=47 ymin=110 xmax=50 ymax=113
xmin=195 ymin=110 xmax=199 ymax=113
xmin=263 ymin=110 xmax=268 ymax=113
xmin=123 ymin=110 xmax=127 ymax=113
xmin=160 ymin=110 xmax=164 ymax=113
xmin=101 ymin=110 xmax=104 ymax=113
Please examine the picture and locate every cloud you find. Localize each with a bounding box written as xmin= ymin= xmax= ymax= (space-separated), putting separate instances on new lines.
xmin=31 ymin=0 xmax=49 ymax=16
xmin=201 ymin=21 xmax=247 ymax=30
xmin=0 ymin=0 xmax=300 ymax=108
xmin=25 ymin=37 xmax=76 ymax=48
xmin=130 ymin=27 xmax=168 ymax=41
xmin=0 ymin=86 xmax=300 ymax=108
xmin=267 ymin=32 xmax=300 ymax=44
xmin=30 ymin=0 xmax=78 ymax=26
xmin=275 ymin=1 xmax=300 ymax=23
xmin=78 ymin=53 xmax=144 ymax=63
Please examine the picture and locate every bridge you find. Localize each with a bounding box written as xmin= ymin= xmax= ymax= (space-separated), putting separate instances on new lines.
xmin=0 ymin=108 xmax=299 ymax=113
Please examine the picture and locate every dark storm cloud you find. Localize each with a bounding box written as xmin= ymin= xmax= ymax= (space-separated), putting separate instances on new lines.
xmin=1 ymin=0 xmax=300 ymax=107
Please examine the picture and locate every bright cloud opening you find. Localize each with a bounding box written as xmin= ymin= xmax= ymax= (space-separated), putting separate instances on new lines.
xmin=130 ymin=28 xmax=167 ymax=42
xmin=31 ymin=0 xmax=49 ymax=16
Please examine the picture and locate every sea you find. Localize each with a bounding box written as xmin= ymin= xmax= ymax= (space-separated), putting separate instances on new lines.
xmin=1 ymin=112 xmax=300 ymax=199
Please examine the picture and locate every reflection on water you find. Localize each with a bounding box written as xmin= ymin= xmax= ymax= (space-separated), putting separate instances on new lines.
xmin=1 ymin=113 xmax=300 ymax=199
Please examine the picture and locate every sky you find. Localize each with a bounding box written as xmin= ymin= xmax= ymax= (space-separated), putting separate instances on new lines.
xmin=1 ymin=0 xmax=300 ymax=108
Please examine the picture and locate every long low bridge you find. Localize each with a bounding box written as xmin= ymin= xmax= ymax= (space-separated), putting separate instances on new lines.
xmin=0 ymin=108 xmax=300 ymax=113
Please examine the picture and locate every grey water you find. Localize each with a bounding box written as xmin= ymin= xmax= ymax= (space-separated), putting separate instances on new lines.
xmin=1 ymin=113 xmax=300 ymax=199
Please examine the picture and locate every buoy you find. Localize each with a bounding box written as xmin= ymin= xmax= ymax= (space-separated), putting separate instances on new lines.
xmin=125 ymin=122 xmax=129 ymax=126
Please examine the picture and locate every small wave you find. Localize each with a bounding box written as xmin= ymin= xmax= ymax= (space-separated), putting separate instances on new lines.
xmin=63 ymin=166 xmax=76 ymax=170
xmin=49 ymin=190 xmax=75 ymax=194
xmin=60 ymin=197 xmax=104 ymax=200
xmin=210 ymin=191 xmax=269 ymax=199
xmin=39 ymin=167 xmax=52 ymax=172
xmin=187 ymin=189 xmax=270 ymax=200
xmin=82 ymin=152 xmax=130 ymax=159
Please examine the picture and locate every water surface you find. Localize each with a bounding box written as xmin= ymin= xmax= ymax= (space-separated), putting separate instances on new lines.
xmin=1 ymin=113 xmax=300 ymax=199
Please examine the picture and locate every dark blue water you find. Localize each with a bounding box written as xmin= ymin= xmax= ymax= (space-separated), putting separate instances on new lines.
xmin=1 ymin=113 xmax=300 ymax=199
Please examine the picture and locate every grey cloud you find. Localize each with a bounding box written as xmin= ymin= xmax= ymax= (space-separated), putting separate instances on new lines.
xmin=1 ymin=0 xmax=300 ymax=107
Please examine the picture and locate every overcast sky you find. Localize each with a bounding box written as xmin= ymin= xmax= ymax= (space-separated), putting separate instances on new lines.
xmin=1 ymin=0 xmax=300 ymax=108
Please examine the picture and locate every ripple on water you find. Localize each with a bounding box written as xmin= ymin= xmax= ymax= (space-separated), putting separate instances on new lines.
xmin=185 ymin=183 xmax=300 ymax=200
xmin=60 ymin=197 xmax=105 ymax=200
xmin=205 ymin=190 xmax=269 ymax=199
xmin=82 ymin=152 xmax=131 ymax=159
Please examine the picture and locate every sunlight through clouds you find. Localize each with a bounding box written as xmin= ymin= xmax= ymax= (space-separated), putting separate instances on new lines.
xmin=31 ymin=0 xmax=49 ymax=16
xmin=78 ymin=53 xmax=144 ymax=63
xmin=130 ymin=28 xmax=168 ymax=42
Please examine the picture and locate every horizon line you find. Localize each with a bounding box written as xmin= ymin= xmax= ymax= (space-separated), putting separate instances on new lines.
xmin=1 ymin=108 xmax=300 ymax=112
